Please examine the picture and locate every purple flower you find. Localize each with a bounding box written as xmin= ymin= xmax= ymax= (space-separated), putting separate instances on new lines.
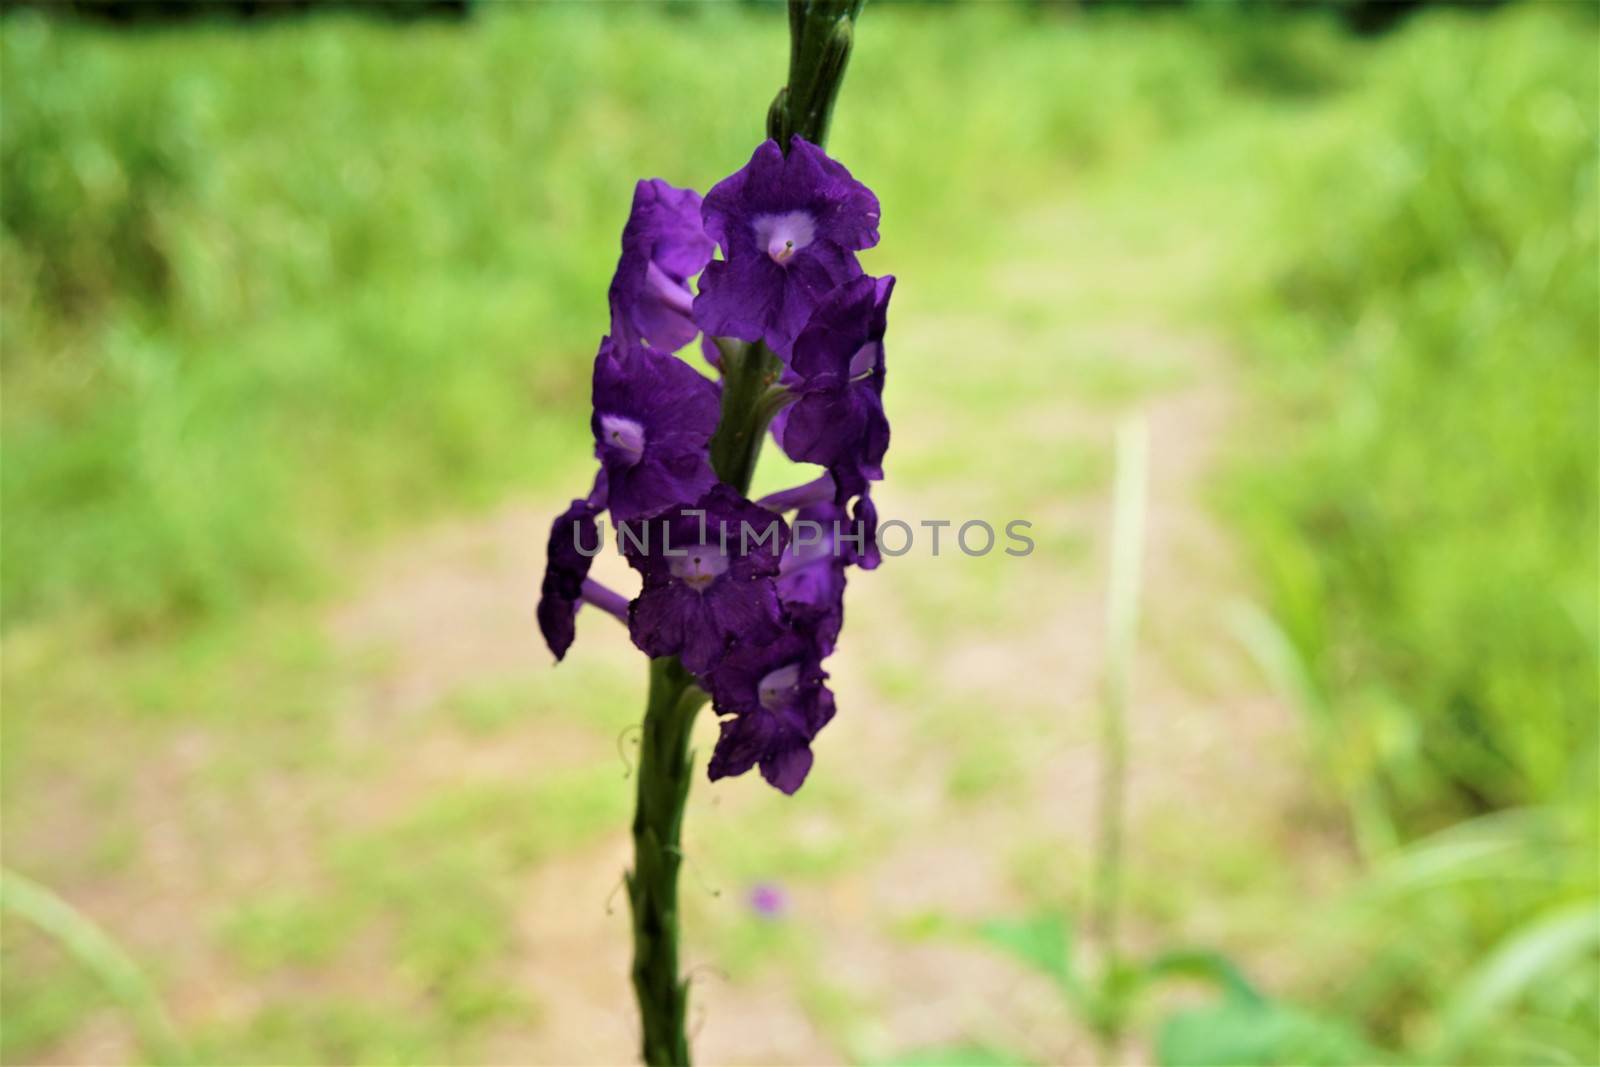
xmin=706 ymin=626 xmax=836 ymax=794
xmin=592 ymin=339 xmax=721 ymax=522
xmin=542 ymin=139 xmax=895 ymax=799
xmin=779 ymin=274 xmax=894 ymax=503
xmin=609 ymin=179 xmax=715 ymax=355
xmin=624 ymin=485 xmax=789 ymax=676
xmin=778 ymin=501 xmax=850 ymax=656
xmin=537 ymin=473 xmax=610 ymax=660
xmin=749 ymin=883 xmax=788 ymax=918
xmin=694 ymin=137 xmax=881 ymax=356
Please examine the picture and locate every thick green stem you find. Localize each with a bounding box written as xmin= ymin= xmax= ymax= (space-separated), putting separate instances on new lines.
xmin=628 ymin=657 xmax=707 ymax=1066
xmin=626 ymin=342 xmax=781 ymax=1067
xmin=626 ymin=5 xmax=866 ymax=1063
xmin=708 ymin=340 xmax=784 ymax=495
xmin=768 ymin=0 xmax=865 ymax=150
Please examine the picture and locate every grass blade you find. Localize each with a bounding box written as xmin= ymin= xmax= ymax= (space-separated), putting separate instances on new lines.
xmin=1 ymin=868 xmax=186 ymax=1065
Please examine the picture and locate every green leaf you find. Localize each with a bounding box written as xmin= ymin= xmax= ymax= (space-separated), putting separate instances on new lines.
xmin=1363 ymin=806 xmax=1574 ymax=899
xmin=1156 ymin=998 xmax=1382 ymax=1067
xmin=1 ymin=869 xmax=187 ymax=1065
xmin=973 ymin=912 xmax=1076 ymax=989
xmin=1144 ymin=948 xmax=1267 ymax=1005
xmin=1433 ymin=899 xmax=1600 ymax=1060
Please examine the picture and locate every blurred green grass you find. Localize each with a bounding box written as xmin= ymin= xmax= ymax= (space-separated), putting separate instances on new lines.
xmin=1 ymin=3 xmax=1596 ymax=1066
xmin=0 ymin=2 xmax=1246 ymax=632
xmin=1227 ymin=7 xmax=1598 ymax=836
xmin=1213 ymin=13 xmax=1599 ymax=1062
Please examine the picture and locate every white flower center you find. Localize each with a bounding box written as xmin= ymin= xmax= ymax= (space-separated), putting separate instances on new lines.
xmin=599 ymin=414 xmax=646 ymax=467
xmin=753 ymin=211 xmax=817 ymax=265
xmin=757 ymin=663 xmax=802 ymax=711
xmin=669 ymin=544 xmax=731 ymax=592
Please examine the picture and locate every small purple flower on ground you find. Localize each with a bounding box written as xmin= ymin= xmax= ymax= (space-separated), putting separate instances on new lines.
xmin=749 ymin=883 xmax=788 ymax=919
xmin=592 ymin=339 xmax=721 ymax=523
xmin=609 ymin=179 xmax=715 ymax=355
xmin=624 ymin=485 xmax=790 ymax=676
xmin=695 ymin=137 xmax=880 ymax=356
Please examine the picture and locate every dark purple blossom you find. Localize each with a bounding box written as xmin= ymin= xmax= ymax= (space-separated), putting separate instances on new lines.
xmin=778 ymin=274 xmax=894 ymax=503
xmin=543 ymin=139 xmax=895 ymax=796
xmin=777 ymin=501 xmax=850 ymax=656
xmin=694 ymin=137 xmax=881 ymax=356
xmin=592 ymin=339 xmax=720 ymax=522
xmin=624 ymin=485 xmax=789 ymax=676
xmin=537 ymin=473 xmax=610 ymax=661
xmin=609 ymin=179 xmax=715 ymax=355
xmin=706 ymin=625 xmax=836 ymax=794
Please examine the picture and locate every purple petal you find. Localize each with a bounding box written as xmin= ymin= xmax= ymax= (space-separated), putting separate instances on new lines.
xmin=609 ymin=179 xmax=714 ymax=354
xmin=761 ymin=745 xmax=814 ymax=795
xmin=696 ymin=139 xmax=883 ymax=356
xmin=693 ymin=258 xmax=785 ymax=347
xmin=592 ymin=340 xmax=719 ymax=522
xmin=536 ymin=472 xmax=608 ymax=660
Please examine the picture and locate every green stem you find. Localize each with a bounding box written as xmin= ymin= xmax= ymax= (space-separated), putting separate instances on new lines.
xmin=628 ymin=657 xmax=708 ymax=1066
xmin=625 ymin=6 xmax=866 ymax=1063
xmin=708 ymin=340 xmax=784 ymax=496
xmin=768 ymin=0 xmax=865 ymax=151
xmin=626 ymin=343 xmax=781 ymax=1067
xmin=1090 ymin=416 xmax=1149 ymax=1057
